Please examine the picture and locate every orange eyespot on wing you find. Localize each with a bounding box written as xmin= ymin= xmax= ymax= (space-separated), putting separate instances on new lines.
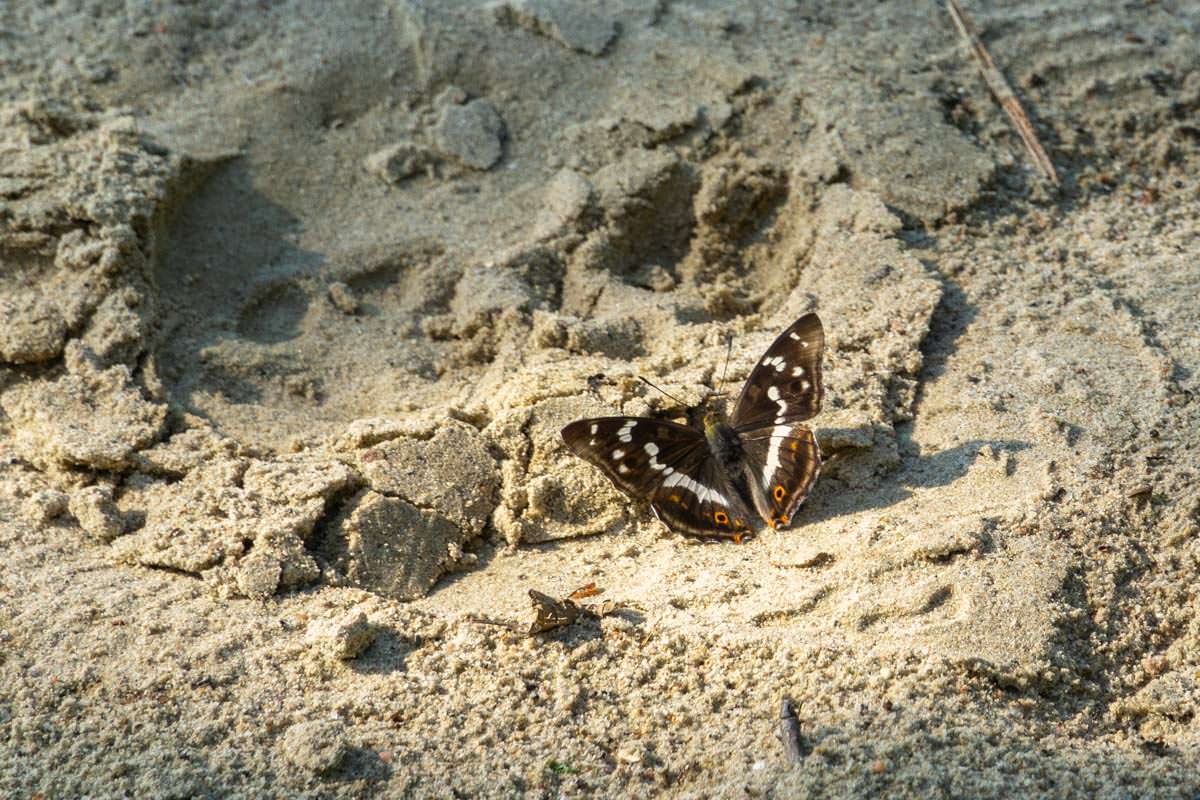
xmin=773 ymin=485 xmax=786 ymax=502
xmin=714 ymin=511 xmax=729 ymax=526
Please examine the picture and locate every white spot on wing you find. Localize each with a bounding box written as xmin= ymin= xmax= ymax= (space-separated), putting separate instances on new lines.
xmin=612 ymin=449 xmax=625 ymax=460
xmin=618 ymin=464 xmax=630 ymax=474
xmin=590 ymin=423 xmax=598 ymax=435
xmin=617 ymin=420 xmax=637 ymax=443
xmin=789 ymin=332 xmax=800 ymax=341
xmin=645 ymin=441 xmax=669 ymax=471
xmin=763 ymin=386 xmax=792 ymax=489
xmin=792 ymin=366 xmax=805 ymax=377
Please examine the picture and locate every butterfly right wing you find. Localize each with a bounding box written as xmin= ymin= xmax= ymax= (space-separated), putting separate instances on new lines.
xmin=561 ymin=417 xmax=754 ymax=540
xmin=737 ymin=426 xmax=821 ymax=529
xmin=731 ymin=313 xmax=824 ymax=432
xmin=729 ymin=313 xmax=825 ymax=528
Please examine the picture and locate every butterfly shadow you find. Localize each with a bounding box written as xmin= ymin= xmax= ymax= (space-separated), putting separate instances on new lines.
xmin=799 ymin=436 xmax=1031 ymax=524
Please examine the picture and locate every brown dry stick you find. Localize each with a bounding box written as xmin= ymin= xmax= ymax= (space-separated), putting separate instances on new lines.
xmin=947 ymin=0 xmax=1059 ymax=186
xmin=779 ymin=698 xmax=805 ymax=764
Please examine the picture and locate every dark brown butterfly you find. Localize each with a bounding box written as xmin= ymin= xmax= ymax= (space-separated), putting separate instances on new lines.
xmin=561 ymin=313 xmax=824 ymax=541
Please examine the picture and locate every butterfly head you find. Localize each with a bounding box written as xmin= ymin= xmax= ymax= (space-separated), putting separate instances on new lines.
xmin=701 ymin=406 xmax=723 ymax=436
xmin=685 ymin=391 xmax=729 ymax=432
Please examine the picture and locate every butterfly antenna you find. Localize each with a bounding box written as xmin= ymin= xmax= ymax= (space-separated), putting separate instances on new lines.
xmin=715 ymin=333 xmax=734 ymax=395
xmin=638 ymin=376 xmax=687 ymax=407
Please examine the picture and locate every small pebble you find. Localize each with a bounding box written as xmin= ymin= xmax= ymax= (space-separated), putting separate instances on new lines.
xmin=22 ymin=490 xmax=69 ymax=525
xmin=433 ymin=99 xmax=506 ymax=170
xmin=615 ymin=741 xmax=644 ymax=765
xmin=280 ymin=720 xmax=347 ymax=775
xmin=327 ymin=282 xmax=359 ymax=315
xmin=68 ymin=486 xmax=124 ymax=541
xmin=363 ymin=141 xmax=436 ymax=184
xmin=307 ymin=611 xmax=376 ymax=660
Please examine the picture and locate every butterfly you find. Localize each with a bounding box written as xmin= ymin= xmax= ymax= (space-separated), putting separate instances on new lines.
xmin=561 ymin=313 xmax=824 ymax=542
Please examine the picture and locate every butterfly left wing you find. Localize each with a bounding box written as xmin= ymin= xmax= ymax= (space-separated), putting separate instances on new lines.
xmin=647 ymin=447 xmax=757 ymax=541
xmin=561 ymin=417 xmax=706 ymax=504
xmin=561 ymin=417 xmax=755 ymax=540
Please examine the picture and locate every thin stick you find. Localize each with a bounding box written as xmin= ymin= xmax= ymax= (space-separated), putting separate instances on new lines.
xmin=465 ymin=614 xmax=520 ymax=631
xmin=946 ymin=0 xmax=1059 ymax=186
xmin=716 ymin=334 xmax=734 ymax=395
xmin=779 ymin=698 xmax=804 ymax=764
xmin=639 ymin=376 xmax=687 ymax=407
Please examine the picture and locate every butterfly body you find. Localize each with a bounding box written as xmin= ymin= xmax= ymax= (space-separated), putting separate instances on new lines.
xmin=698 ymin=406 xmax=740 ymax=469
xmin=562 ymin=313 xmax=826 ymax=541
xmin=702 ymin=410 xmax=791 ymax=532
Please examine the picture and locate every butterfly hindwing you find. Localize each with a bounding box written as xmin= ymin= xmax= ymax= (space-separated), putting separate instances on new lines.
xmin=648 ymin=446 xmax=756 ymax=540
xmin=731 ymin=313 xmax=824 ymax=432
xmin=738 ymin=425 xmax=821 ymax=528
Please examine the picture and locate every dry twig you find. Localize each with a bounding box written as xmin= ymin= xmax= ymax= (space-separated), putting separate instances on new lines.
xmin=779 ymin=698 xmax=805 ymax=764
xmin=947 ymin=0 xmax=1059 ymax=186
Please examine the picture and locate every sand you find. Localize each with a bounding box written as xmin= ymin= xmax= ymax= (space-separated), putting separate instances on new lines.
xmin=1 ymin=1 xmax=1198 ymax=797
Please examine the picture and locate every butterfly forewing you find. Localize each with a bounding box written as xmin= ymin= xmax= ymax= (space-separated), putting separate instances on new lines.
xmin=732 ymin=313 xmax=824 ymax=432
xmin=561 ymin=417 xmax=753 ymax=538
xmin=561 ymin=417 xmax=705 ymax=503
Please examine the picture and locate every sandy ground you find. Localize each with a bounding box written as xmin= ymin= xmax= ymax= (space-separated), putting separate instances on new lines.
xmin=1 ymin=1 xmax=1199 ymax=797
